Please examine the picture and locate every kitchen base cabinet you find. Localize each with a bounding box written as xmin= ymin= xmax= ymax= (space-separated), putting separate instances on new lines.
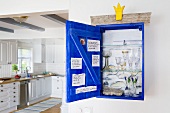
xmin=29 ymin=77 xmax=52 ymax=104
xmin=51 ymin=76 xmax=64 ymax=98
xmin=0 ymin=82 xmax=19 ymax=112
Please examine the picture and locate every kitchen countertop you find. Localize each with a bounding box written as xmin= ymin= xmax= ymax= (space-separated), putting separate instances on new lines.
xmin=0 ymin=74 xmax=53 ymax=85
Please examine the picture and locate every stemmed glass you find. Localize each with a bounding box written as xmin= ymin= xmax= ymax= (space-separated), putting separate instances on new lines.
xmin=122 ymin=50 xmax=129 ymax=72
xmin=103 ymin=50 xmax=112 ymax=71
xmin=128 ymin=57 xmax=133 ymax=72
xmin=131 ymin=76 xmax=138 ymax=97
xmin=134 ymin=57 xmax=140 ymax=71
xmin=115 ymin=57 xmax=121 ymax=70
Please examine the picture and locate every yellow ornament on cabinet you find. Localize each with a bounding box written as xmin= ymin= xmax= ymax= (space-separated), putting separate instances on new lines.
xmin=113 ymin=3 xmax=125 ymax=21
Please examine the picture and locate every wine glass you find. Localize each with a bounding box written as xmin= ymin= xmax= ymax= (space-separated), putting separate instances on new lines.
xmin=131 ymin=76 xmax=139 ymax=97
xmin=115 ymin=57 xmax=121 ymax=70
xmin=128 ymin=57 xmax=133 ymax=72
xmin=134 ymin=57 xmax=140 ymax=71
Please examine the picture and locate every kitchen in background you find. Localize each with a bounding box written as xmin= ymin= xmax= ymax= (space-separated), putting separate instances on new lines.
xmin=0 ymin=38 xmax=65 ymax=78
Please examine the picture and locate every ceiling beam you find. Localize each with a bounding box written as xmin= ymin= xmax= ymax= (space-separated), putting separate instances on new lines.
xmin=42 ymin=14 xmax=66 ymax=24
xmin=0 ymin=18 xmax=45 ymax=32
xmin=0 ymin=27 xmax=14 ymax=33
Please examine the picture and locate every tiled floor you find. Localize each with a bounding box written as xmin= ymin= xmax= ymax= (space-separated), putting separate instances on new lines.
xmin=11 ymin=98 xmax=61 ymax=113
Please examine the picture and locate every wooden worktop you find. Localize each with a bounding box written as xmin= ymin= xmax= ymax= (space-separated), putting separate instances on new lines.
xmin=0 ymin=74 xmax=52 ymax=85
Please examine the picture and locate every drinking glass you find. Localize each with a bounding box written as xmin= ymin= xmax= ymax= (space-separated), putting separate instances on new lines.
xmin=115 ymin=57 xmax=121 ymax=70
xmin=134 ymin=57 xmax=140 ymax=71
xmin=128 ymin=57 xmax=133 ymax=72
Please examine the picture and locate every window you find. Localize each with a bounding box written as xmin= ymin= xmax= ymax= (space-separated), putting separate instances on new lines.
xmin=18 ymin=48 xmax=33 ymax=73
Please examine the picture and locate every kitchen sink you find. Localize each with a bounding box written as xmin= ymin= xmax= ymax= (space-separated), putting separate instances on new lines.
xmin=37 ymin=75 xmax=45 ymax=78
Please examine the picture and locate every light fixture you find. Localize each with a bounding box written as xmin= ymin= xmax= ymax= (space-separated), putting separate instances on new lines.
xmin=13 ymin=16 xmax=28 ymax=23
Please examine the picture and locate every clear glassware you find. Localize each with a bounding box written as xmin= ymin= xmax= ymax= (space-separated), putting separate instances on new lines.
xmin=115 ymin=57 xmax=121 ymax=70
xmin=131 ymin=76 xmax=138 ymax=97
xmin=128 ymin=57 xmax=133 ymax=72
xmin=103 ymin=50 xmax=112 ymax=71
xmin=134 ymin=57 xmax=140 ymax=71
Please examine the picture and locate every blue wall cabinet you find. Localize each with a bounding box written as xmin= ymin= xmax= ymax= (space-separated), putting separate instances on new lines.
xmin=66 ymin=21 xmax=144 ymax=102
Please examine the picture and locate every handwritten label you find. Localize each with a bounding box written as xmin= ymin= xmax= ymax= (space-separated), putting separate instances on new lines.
xmin=92 ymin=55 xmax=100 ymax=67
xmin=87 ymin=40 xmax=100 ymax=52
xmin=71 ymin=58 xmax=82 ymax=69
xmin=76 ymin=86 xmax=97 ymax=94
xmin=72 ymin=73 xmax=85 ymax=86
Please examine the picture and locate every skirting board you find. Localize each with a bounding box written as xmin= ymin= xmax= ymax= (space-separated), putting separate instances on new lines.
xmin=91 ymin=12 xmax=151 ymax=25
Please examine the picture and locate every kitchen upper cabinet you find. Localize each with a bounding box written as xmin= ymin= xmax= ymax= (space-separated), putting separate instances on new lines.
xmin=0 ymin=41 xmax=8 ymax=64
xmin=8 ymin=41 xmax=18 ymax=64
xmin=33 ymin=44 xmax=46 ymax=63
xmin=46 ymin=45 xmax=55 ymax=63
xmin=46 ymin=45 xmax=65 ymax=63
xmin=0 ymin=41 xmax=18 ymax=65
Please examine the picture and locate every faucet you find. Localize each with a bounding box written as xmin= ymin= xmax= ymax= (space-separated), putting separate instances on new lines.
xmin=26 ymin=66 xmax=31 ymax=77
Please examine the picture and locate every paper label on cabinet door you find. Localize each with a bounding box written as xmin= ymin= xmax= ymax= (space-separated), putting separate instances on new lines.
xmin=72 ymin=73 xmax=85 ymax=86
xmin=87 ymin=40 xmax=100 ymax=52
xmin=92 ymin=55 xmax=100 ymax=67
xmin=76 ymin=86 xmax=97 ymax=94
xmin=71 ymin=58 xmax=82 ymax=69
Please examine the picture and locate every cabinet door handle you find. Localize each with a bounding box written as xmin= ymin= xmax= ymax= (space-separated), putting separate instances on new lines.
xmin=1 ymin=90 xmax=3 ymax=92
xmin=13 ymin=83 xmax=16 ymax=85
xmin=1 ymin=85 xmax=3 ymax=87
xmin=13 ymin=87 xmax=16 ymax=89
xmin=14 ymin=96 xmax=16 ymax=98
xmin=13 ymin=100 xmax=16 ymax=102
xmin=13 ymin=92 xmax=16 ymax=93
xmin=57 ymin=87 xmax=59 ymax=89
xmin=1 ymin=101 xmax=3 ymax=103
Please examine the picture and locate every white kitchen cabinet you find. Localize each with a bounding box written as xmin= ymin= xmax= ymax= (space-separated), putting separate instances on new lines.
xmin=46 ymin=45 xmax=65 ymax=63
xmin=51 ymin=76 xmax=64 ymax=98
xmin=29 ymin=79 xmax=37 ymax=101
xmin=46 ymin=45 xmax=55 ymax=63
xmin=29 ymin=77 xmax=52 ymax=102
xmin=0 ymin=41 xmax=8 ymax=64
xmin=42 ymin=77 xmax=52 ymax=95
xmin=0 ymin=82 xmax=19 ymax=112
xmin=33 ymin=44 xmax=46 ymax=63
xmin=8 ymin=41 xmax=18 ymax=64
xmin=36 ymin=78 xmax=42 ymax=98
xmin=0 ymin=41 xmax=18 ymax=65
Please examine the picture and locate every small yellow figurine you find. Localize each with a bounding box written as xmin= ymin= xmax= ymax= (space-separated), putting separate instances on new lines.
xmin=113 ymin=3 xmax=125 ymax=21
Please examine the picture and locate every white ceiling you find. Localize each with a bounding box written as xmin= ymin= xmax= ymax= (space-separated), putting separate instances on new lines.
xmin=0 ymin=13 xmax=68 ymax=30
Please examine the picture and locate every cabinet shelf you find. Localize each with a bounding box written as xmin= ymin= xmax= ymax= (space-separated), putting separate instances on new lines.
xmin=101 ymin=69 xmax=142 ymax=73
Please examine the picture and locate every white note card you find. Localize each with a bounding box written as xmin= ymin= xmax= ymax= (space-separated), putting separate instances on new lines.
xmin=87 ymin=40 xmax=100 ymax=52
xmin=72 ymin=73 xmax=85 ymax=86
xmin=76 ymin=86 xmax=97 ymax=94
xmin=92 ymin=55 xmax=100 ymax=67
xmin=71 ymin=58 xmax=82 ymax=69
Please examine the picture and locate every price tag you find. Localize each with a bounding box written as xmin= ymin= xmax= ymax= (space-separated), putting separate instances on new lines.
xmin=72 ymin=73 xmax=85 ymax=86
xmin=71 ymin=58 xmax=82 ymax=69
xmin=92 ymin=55 xmax=100 ymax=67
xmin=87 ymin=40 xmax=100 ymax=52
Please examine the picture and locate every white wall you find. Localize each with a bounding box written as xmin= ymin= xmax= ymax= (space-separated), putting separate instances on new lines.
xmin=68 ymin=0 xmax=170 ymax=113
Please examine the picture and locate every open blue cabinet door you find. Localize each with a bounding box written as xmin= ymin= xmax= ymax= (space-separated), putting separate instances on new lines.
xmin=66 ymin=21 xmax=102 ymax=102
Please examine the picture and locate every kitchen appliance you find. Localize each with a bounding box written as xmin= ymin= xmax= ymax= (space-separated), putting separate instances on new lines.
xmin=66 ymin=21 xmax=144 ymax=102
xmin=17 ymin=80 xmax=30 ymax=108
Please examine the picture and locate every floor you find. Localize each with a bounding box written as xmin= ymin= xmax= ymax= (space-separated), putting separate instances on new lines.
xmin=11 ymin=98 xmax=61 ymax=113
